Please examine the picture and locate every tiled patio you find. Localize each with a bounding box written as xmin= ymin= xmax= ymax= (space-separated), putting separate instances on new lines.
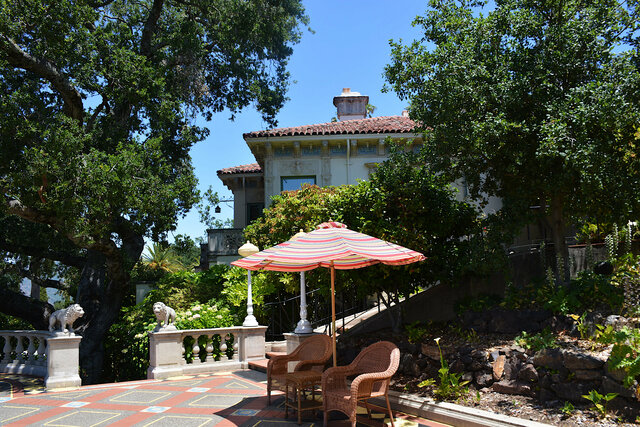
xmin=0 ymin=371 xmax=450 ymax=427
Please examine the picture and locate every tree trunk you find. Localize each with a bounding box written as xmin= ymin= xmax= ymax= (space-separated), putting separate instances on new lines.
xmin=0 ymin=286 xmax=54 ymax=329
xmin=549 ymin=195 xmax=570 ymax=284
xmin=75 ymin=234 xmax=143 ymax=384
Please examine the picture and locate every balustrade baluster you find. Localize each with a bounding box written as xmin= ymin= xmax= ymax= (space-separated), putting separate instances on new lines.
xmin=220 ymin=333 xmax=229 ymax=362
xmin=26 ymin=336 xmax=36 ymax=365
xmin=36 ymin=337 xmax=46 ymax=366
xmin=14 ymin=335 xmax=24 ymax=362
xmin=205 ymin=336 xmax=214 ymax=363
xmin=191 ymin=336 xmax=201 ymax=364
xmin=1 ymin=335 xmax=10 ymax=364
xmin=231 ymin=333 xmax=239 ymax=361
xmin=181 ymin=340 xmax=186 ymax=365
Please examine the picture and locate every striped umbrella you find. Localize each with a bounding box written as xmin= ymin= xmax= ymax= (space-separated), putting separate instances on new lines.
xmin=232 ymin=221 xmax=425 ymax=365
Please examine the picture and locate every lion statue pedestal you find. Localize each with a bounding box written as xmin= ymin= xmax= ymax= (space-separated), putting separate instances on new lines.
xmin=153 ymin=302 xmax=177 ymax=332
xmin=48 ymin=304 xmax=85 ymax=336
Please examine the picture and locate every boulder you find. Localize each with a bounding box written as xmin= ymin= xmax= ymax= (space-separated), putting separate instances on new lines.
xmin=563 ymin=351 xmax=605 ymax=370
xmin=533 ymin=348 xmax=563 ymax=370
xmin=551 ymin=382 xmax=592 ymax=402
xmin=400 ymin=353 xmax=420 ymax=377
xmin=493 ymin=355 xmax=506 ymax=380
xmin=518 ymin=364 xmax=539 ymax=383
xmin=420 ymin=344 xmax=440 ymax=361
xmin=602 ymin=376 xmax=635 ymax=399
xmin=492 ymin=380 xmax=534 ymax=396
xmin=574 ymin=369 xmax=602 ymax=381
xmin=475 ymin=372 xmax=493 ymax=388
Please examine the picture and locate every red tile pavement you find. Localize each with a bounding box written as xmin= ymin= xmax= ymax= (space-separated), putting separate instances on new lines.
xmin=0 ymin=370 xmax=450 ymax=426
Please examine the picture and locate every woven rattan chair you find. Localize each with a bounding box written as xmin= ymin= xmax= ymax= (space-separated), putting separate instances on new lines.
xmin=321 ymin=341 xmax=400 ymax=427
xmin=267 ymin=334 xmax=333 ymax=404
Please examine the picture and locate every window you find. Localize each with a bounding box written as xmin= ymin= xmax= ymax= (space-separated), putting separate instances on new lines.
xmin=281 ymin=176 xmax=316 ymax=192
xmin=246 ymin=203 xmax=264 ymax=224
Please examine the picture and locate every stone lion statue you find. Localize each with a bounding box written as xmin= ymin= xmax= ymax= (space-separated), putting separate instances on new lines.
xmin=49 ymin=304 xmax=84 ymax=334
xmin=153 ymin=302 xmax=176 ymax=330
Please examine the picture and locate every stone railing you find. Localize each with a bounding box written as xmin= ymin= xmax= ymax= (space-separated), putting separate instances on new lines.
xmin=147 ymin=326 xmax=267 ymax=379
xmin=0 ymin=331 xmax=81 ymax=389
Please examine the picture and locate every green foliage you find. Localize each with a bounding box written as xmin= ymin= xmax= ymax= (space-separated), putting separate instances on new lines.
xmin=582 ymin=390 xmax=618 ymax=417
xmin=405 ymin=321 xmax=429 ymax=344
xmin=515 ymin=329 xmax=558 ymax=353
xmin=244 ymin=145 xmax=508 ymax=332
xmin=454 ymin=293 xmax=501 ymax=314
xmin=611 ymin=254 xmax=640 ymax=316
xmin=103 ymin=265 xmax=238 ymax=381
xmin=0 ymin=0 xmax=308 ymax=380
xmin=606 ymin=327 xmax=640 ymax=387
xmin=432 ymin=338 xmax=469 ymax=401
xmin=385 ymin=0 xmax=640 ymax=282
xmin=568 ymin=313 xmax=590 ymax=340
xmin=561 ymin=402 xmax=575 ymax=417
xmin=502 ymin=271 xmax=623 ymax=315
xmin=418 ymin=378 xmax=436 ymax=388
xmin=174 ymin=301 xmax=234 ymax=330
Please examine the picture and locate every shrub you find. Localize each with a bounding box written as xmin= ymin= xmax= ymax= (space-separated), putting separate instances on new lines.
xmin=515 ymin=329 xmax=558 ymax=352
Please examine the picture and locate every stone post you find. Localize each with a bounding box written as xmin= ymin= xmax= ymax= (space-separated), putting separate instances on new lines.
xmin=238 ymin=326 xmax=267 ymax=368
xmin=147 ymin=330 xmax=184 ymax=380
xmin=44 ymin=334 xmax=82 ymax=390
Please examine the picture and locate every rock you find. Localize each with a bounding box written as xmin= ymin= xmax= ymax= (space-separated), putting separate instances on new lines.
xmin=459 ymin=344 xmax=473 ymax=355
xmin=511 ymin=345 xmax=526 ymax=353
xmin=514 ymin=352 xmax=528 ymax=362
xmin=539 ymin=374 xmax=552 ymax=389
xmin=563 ymin=351 xmax=605 ymax=370
xmin=469 ymin=360 xmax=490 ymax=371
xmin=490 ymin=350 xmax=500 ymax=361
xmin=518 ymin=364 xmax=539 ymax=383
xmin=533 ymin=348 xmax=563 ymax=370
xmin=492 ymin=380 xmax=534 ymax=396
xmin=400 ymin=353 xmax=420 ymax=377
xmin=539 ymin=388 xmax=556 ymax=402
xmin=475 ymin=372 xmax=493 ymax=388
xmin=606 ymin=365 xmax=627 ymax=382
xmin=551 ymin=382 xmax=591 ymax=402
xmin=421 ymin=344 xmax=440 ymax=361
xmin=605 ymin=315 xmax=631 ymax=331
xmin=462 ymin=372 xmax=473 ymax=383
xmin=594 ymin=261 xmax=614 ymax=275
xmin=493 ymin=355 xmax=506 ymax=380
xmin=602 ymin=375 xmax=635 ymax=398
xmin=503 ymin=361 xmax=518 ymax=381
xmin=574 ymin=369 xmax=602 ymax=381
xmin=450 ymin=359 xmax=465 ymax=373
xmin=471 ymin=349 xmax=489 ymax=361
xmin=416 ymin=358 xmax=428 ymax=369
xmin=461 ymin=354 xmax=473 ymax=366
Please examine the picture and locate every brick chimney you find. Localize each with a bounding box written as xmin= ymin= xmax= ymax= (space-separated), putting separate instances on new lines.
xmin=333 ymin=88 xmax=369 ymax=121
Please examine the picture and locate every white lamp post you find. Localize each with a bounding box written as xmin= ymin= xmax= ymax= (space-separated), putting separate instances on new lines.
xmin=238 ymin=242 xmax=260 ymax=327
xmin=291 ymin=230 xmax=313 ymax=334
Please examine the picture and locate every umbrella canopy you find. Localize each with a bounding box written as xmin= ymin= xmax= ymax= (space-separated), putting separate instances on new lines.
xmin=232 ymin=221 xmax=425 ymax=365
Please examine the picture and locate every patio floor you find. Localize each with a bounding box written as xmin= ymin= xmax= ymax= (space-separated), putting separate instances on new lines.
xmin=0 ymin=371 xmax=450 ymax=427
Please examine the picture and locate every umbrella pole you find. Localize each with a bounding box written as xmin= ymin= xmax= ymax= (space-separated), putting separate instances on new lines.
xmin=330 ymin=263 xmax=337 ymax=367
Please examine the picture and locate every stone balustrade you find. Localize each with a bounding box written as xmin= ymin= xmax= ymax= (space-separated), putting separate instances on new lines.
xmin=0 ymin=330 xmax=81 ymax=389
xmin=148 ymin=326 xmax=267 ymax=380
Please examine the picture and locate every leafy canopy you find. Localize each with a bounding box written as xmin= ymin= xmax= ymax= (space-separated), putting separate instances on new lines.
xmin=385 ymin=0 xmax=640 ymax=239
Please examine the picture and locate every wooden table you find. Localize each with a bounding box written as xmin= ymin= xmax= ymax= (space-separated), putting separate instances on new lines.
xmin=284 ymin=371 xmax=322 ymax=424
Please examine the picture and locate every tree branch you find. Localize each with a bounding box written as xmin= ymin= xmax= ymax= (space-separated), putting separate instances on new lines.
xmin=140 ymin=0 xmax=164 ymax=57
xmin=0 ymin=286 xmax=54 ymax=330
xmin=0 ymin=241 xmax=85 ymax=268
xmin=0 ymin=36 xmax=84 ymax=123
xmin=20 ymin=269 xmax=70 ymax=291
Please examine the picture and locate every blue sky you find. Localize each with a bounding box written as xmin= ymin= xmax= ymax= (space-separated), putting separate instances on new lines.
xmin=171 ymin=0 xmax=428 ymax=242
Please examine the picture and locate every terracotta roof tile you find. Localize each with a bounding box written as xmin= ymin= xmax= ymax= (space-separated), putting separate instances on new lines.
xmin=243 ymin=115 xmax=417 ymax=138
xmin=217 ymin=163 xmax=262 ymax=175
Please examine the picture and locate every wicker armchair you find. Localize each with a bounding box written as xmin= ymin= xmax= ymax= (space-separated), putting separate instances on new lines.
xmin=267 ymin=334 xmax=333 ymax=404
xmin=321 ymin=341 xmax=400 ymax=427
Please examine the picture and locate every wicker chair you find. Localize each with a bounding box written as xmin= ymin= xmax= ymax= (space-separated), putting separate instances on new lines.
xmin=267 ymin=334 xmax=333 ymax=404
xmin=321 ymin=341 xmax=400 ymax=427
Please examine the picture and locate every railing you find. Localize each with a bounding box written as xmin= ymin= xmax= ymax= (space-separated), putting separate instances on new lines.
xmin=0 ymin=330 xmax=82 ymax=389
xmin=262 ymin=289 xmax=376 ymax=341
xmin=147 ymin=326 xmax=267 ymax=379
